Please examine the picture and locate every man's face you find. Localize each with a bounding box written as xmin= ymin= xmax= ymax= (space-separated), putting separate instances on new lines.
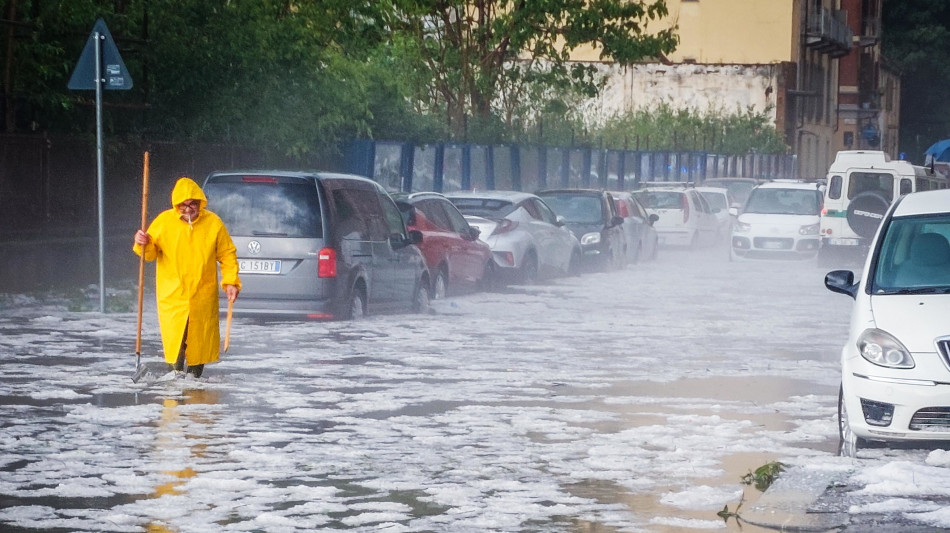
xmin=177 ymin=199 xmax=200 ymax=220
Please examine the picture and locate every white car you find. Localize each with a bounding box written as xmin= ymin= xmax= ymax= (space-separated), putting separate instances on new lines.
xmin=825 ymin=188 xmax=950 ymax=454
xmin=445 ymin=190 xmax=581 ymax=283
xmin=633 ymin=186 xmax=720 ymax=248
xmin=729 ymin=181 xmax=823 ymax=260
xmin=695 ymin=186 xmax=733 ymax=242
xmin=610 ymin=191 xmax=659 ymax=263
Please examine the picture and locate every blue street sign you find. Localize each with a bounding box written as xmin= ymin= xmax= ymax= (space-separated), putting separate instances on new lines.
xmin=67 ymin=18 xmax=133 ymax=91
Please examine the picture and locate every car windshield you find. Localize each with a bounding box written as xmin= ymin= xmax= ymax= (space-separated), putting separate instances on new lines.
xmin=872 ymin=215 xmax=950 ymax=294
xmin=706 ymin=180 xmax=755 ymax=204
xmin=743 ymin=188 xmax=820 ymax=215
xmin=636 ymin=191 xmax=683 ymax=209
xmin=449 ymin=197 xmax=516 ymax=218
xmin=204 ymin=176 xmax=323 ymax=238
xmin=538 ymin=194 xmax=603 ymax=224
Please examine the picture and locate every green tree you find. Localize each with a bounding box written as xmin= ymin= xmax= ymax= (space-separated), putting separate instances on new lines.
xmin=379 ymin=0 xmax=678 ymax=140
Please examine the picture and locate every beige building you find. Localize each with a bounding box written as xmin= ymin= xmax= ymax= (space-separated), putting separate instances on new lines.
xmin=575 ymin=0 xmax=895 ymax=180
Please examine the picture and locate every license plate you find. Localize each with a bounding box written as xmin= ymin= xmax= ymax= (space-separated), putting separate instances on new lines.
xmin=239 ymin=259 xmax=281 ymax=274
xmin=762 ymin=240 xmax=785 ymax=249
xmin=828 ymin=238 xmax=860 ymax=246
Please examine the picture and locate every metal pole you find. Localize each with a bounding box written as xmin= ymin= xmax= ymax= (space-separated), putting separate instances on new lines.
xmin=95 ymin=32 xmax=105 ymax=313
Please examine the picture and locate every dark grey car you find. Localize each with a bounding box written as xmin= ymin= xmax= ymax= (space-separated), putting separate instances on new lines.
xmin=203 ymin=170 xmax=430 ymax=319
xmin=536 ymin=189 xmax=626 ymax=271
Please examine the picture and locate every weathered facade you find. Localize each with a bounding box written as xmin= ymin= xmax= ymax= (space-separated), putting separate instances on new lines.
xmin=574 ymin=0 xmax=894 ymax=180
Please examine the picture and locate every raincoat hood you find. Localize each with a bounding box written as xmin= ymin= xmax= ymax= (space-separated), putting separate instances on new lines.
xmin=171 ymin=177 xmax=207 ymax=211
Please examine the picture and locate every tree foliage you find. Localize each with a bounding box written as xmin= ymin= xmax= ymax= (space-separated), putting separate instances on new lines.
xmin=0 ymin=1 xmax=802 ymax=160
xmin=377 ymin=0 xmax=679 ymax=139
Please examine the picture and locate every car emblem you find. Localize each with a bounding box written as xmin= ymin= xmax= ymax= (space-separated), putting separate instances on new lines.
xmin=247 ymin=240 xmax=262 ymax=255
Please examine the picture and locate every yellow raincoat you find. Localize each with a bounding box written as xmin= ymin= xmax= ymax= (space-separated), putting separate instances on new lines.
xmin=133 ymin=177 xmax=241 ymax=366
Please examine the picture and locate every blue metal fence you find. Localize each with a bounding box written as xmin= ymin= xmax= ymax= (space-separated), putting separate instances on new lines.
xmin=346 ymin=139 xmax=798 ymax=193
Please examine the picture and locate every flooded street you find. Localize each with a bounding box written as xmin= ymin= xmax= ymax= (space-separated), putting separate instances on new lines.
xmin=2 ymin=246 xmax=941 ymax=532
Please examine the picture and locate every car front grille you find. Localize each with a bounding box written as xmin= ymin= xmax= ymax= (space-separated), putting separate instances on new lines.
xmin=752 ymin=237 xmax=794 ymax=250
xmin=910 ymin=407 xmax=950 ymax=431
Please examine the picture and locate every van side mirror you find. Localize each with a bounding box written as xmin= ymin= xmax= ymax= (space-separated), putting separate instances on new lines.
xmin=611 ymin=215 xmax=624 ymax=226
xmin=390 ymin=230 xmax=422 ymax=249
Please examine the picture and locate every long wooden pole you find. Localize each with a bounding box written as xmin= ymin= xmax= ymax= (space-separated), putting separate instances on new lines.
xmin=135 ymin=151 xmax=149 ymax=356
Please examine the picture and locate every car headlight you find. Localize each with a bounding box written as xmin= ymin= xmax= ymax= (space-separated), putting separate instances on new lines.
xmin=733 ymin=221 xmax=751 ymax=233
xmin=799 ymin=223 xmax=820 ymax=235
xmin=856 ymin=328 xmax=914 ymax=369
xmin=581 ymin=232 xmax=601 ymax=245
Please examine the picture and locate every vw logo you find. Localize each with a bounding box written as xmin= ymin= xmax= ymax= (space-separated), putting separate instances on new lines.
xmin=247 ymin=240 xmax=262 ymax=255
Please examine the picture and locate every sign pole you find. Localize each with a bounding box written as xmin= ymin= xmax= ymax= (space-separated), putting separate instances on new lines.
xmin=67 ymin=18 xmax=133 ymax=313
xmin=95 ymin=31 xmax=106 ymax=313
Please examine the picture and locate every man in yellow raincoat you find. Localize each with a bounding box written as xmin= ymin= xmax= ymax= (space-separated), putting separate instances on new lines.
xmin=133 ymin=177 xmax=241 ymax=378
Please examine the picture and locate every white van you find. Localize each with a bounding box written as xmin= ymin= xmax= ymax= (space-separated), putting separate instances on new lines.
xmin=818 ymin=150 xmax=946 ymax=263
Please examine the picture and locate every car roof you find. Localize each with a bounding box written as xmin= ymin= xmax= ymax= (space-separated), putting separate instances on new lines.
xmin=704 ymin=177 xmax=758 ymax=183
xmin=752 ymin=181 xmax=820 ymax=191
xmin=695 ymin=186 xmax=729 ymax=194
xmin=892 ymin=189 xmax=950 ymax=217
xmin=206 ymin=169 xmax=377 ymax=185
xmin=443 ymin=190 xmax=537 ymax=201
xmin=393 ymin=191 xmax=448 ymax=203
xmin=537 ymin=188 xmax=603 ymax=195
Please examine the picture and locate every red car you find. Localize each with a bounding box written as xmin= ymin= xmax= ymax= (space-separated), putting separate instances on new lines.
xmin=394 ymin=192 xmax=495 ymax=298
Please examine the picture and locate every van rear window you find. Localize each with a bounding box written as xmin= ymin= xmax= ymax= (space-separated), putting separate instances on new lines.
xmin=204 ymin=177 xmax=322 ymax=238
xmin=848 ymin=172 xmax=894 ymax=202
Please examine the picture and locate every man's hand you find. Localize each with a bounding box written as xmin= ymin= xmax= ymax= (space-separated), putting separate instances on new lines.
xmin=225 ymin=284 xmax=240 ymax=302
xmin=134 ymin=230 xmax=150 ymax=246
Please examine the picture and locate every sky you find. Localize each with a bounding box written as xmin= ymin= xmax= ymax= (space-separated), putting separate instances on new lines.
xmin=2 ymin=246 xmax=950 ymax=532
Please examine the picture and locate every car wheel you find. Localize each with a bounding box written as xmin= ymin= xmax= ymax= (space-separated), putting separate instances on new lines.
xmin=568 ymin=249 xmax=582 ymax=277
xmin=412 ymin=277 xmax=431 ymax=313
xmin=520 ymin=252 xmax=539 ymax=284
xmin=478 ymin=260 xmax=499 ymax=291
xmin=432 ymin=267 xmax=447 ymax=300
xmin=342 ymin=284 xmax=366 ymax=321
xmin=838 ymin=384 xmax=862 ymax=457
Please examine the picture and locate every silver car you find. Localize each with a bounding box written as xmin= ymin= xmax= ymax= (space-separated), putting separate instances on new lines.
xmin=444 ymin=190 xmax=581 ymax=283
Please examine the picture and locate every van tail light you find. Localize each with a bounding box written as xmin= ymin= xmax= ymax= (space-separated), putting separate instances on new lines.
xmin=491 ymin=219 xmax=519 ymax=236
xmin=681 ymin=195 xmax=690 ymax=223
xmin=318 ymin=247 xmax=337 ymax=278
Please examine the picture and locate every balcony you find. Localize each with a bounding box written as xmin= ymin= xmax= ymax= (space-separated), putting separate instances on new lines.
xmin=805 ymin=8 xmax=853 ymax=57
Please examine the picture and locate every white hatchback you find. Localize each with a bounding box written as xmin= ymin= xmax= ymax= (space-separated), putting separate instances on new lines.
xmin=633 ymin=186 xmax=719 ymax=248
xmin=729 ymin=181 xmax=823 ymax=260
xmin=826 ymin=188 xmax=950 ymax=454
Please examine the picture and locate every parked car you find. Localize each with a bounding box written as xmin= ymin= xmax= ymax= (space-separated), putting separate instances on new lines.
xmin=696 ymin=186 xmax=734 ymax=242
xmin=610 ymin=191 xmax=659 ymax=262
xmin=701 ymin=177 xmax=759 ymax=207
xmin=536 ymin=189 xmax=626 ymax=271
xmin=444 ymin=190 xmax=582 ymax=283
xmin=202 ymin=170 xmax=431 ymax=319
xmin=729 ymin=181 xmax=822 ymax=261
xmin=393 ymin=192 xmax=494 ymax=298
xmin=633 ymin=186 xmax=720 ymax=248
xmin=825 ymin=188 xmax=950 ymax=454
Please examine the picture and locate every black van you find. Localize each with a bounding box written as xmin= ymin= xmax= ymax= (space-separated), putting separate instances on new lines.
xmin=203 ymin=170 xmax=430 ymax=319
